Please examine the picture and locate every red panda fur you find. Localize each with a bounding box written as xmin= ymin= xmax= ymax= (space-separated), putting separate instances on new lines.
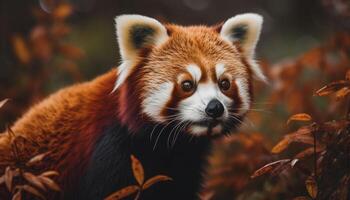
xmin=0 ymin=14 xmax=264 ymax=199
xmin=0 ymin=69 xmax=119 ymax=190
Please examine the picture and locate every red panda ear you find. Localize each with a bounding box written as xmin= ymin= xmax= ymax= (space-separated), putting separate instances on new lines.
xmin=114 ymin=15 xmax=169 ymax=90
xmin=218 ymin=13 xmax=267 ymax=83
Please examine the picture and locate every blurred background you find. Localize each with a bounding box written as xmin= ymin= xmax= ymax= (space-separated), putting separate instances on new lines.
xmin=1 ymin=0 xmax=349 ymax=199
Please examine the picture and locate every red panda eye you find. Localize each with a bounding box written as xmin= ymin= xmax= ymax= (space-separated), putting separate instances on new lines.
xmin=181 ymin=80 xmax=194 ymax=92
xmin=219 ymin=79 xmax=230 ymax=91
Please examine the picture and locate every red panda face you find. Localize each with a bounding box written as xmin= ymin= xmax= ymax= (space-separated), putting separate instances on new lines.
xmin=114 ymin=14 xmax=266 ymax=136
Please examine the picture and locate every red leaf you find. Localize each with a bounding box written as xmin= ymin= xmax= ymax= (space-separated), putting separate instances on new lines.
xmin=272 ymin=127 xmax=314 ymax=154
xmin=26 ymin=152 xmax=49 ymax=166
xmin=287 ymin=113 xmax=312 ymax=125
xmin=315 ymin=80 xmax=350 ymax=96
xmin=251 ymin=159 xmax=291 ymax=178
xmin=271 ymin=138 xmax=291 ymax=154
xmin=38 ymin=176 xmax=61 ymax=191
xmin=58 ymin=44 xmax=84 ymax=60
xmin=5 ymin=166 xmax=13 ymax=192
xmin=104 ymin=185 xmax=139 ymax=200
xmin=346 ymin=70 xmax=350 ymax=80
xmin=335 ymin=87 xmax=350 ymax=100
xmin=52 ymin=4 xmax=73 ymax=20
xmin=142 ymin=175 xmax=172 ymax=190
xmin=0 ymin=98 xmax=9 ymax=109
xmin=130 ymin=155 xmax=144 ymax=185
xmin=305 ymin=176 xmax=318 ymax=199
xmin=23 ymin=172 xmax=46 ymax=191
xmin=12 ymin=35 xmax=31 ymax=64
xmin=21 ymin=185 xmax=46 ymax=200
xmin=40 ymin=171 xmax=59 ymax=177
xmin=295 ymin=146 xmax=325 ymax=159
xmin=12 ymin=191 xmax=22 ymax=200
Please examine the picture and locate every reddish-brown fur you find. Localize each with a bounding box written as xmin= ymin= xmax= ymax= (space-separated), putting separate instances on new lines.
xmin=0 ymin=69 xmax=119 ymax=189
xmin=0 ymin=23 xmax=254 ymax=196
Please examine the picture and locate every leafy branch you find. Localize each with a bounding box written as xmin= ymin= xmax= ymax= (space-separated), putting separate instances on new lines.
xmin=104 ymin=155 xmax=172 ymax=200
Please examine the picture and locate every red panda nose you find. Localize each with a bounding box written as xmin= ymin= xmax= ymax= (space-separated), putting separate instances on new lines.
xmin=205 ymin=99 xmax=224 ymax=118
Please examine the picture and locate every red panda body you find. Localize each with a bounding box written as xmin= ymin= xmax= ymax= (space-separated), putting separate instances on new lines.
xmin=0 ymin=14 xmax=266 ymax=199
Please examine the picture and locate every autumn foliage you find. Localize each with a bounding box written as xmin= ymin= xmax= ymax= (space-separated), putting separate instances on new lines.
xmin=105 ymin=155 xmax=172 ymax=200
xmin=201 ymin=34 xmax=350 ymax=199
xmin=1 ymin=1 xmax=350 ymax=200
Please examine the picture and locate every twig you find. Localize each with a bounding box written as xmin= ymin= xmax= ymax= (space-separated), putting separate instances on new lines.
xmin=312 ymin=128 xmax=318 ymax=200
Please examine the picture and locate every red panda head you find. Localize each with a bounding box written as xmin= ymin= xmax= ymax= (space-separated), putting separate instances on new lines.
xmin=114 ymin=14 xmax=266 ymax=136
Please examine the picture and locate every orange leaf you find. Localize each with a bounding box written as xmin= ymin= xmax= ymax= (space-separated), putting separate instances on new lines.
xmin=58 ymin=44 xmax=84 ymax=60
xmin=295 ymin=146 xmax=325 ymax=159
xmin=23 ymin=172 xmax=46 ymax=191
xmin=346 ymin=70 xmax=350 ymax=80
xmin=38 ymin=176 xmax=61 ymax=191
xmin=305 ymin=176 xmax=318 ymax=199
xmin=5 ymin=166 xmax=13 ymax=192
xmin=130 ymin=155 xmax=144 ymax=185
xmin=26 ymin=152 xmax=49 ymax=166
xmin=0 ymin=98 xmax=9 ymax=109
xmin=12 ymin=35 xmax=31 ymax=64
xmin=104 ymin=185 xmax=139 ymax=200
xmin=142 ymin=175 xmax=172 ymax=190
xmin=1 ymin=168 xmax=18 ymax=185
xmin=51 ymin=23 xmax=71 ymax=38
xmin=272 ymin=127 xmax=314 ymax=154
xmin=30 ymin=26 xmax=52 ymax=62
xmin=199 ymin=191 xmax=215 ymax=200
xmin=251 ymin=159 xmax=291 ymax=178
xmin=320 ymin=120 xmax=349 ymax=132
xmin=315 ymin=80 xmax=350 ymax=96
xmin=336 ymin=87 xmax=350 ymax=100
xmin=12 ymin=191 xmax=22 ymax=200
xmin=287 ymin=113 xmax=312 ymax=125
xmin=21 ymin=185 xmax=46 ymax=200
xmin=53 ymin=4 xmax=73 ymax=19
xmin=271 ymin=138 xmax=290 ymax=154
xmin=40 ymin=171 xmax=59 ymax=177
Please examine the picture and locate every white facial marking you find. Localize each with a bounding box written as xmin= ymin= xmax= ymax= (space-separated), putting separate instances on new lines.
xmin=212 ymin=124 xmax=222 ymax=135
xmin=190 ymin=125 xmax=208 ymax=136
xmin=179 ymin=82 xmax=232 ymax=122
xmin=189 ymin=124 xmax=222 ymax=136
xmin=186 ymin=64 xmax=202 ymax=82
xmin=215 ymin=63 xmax=225 ymax=79
xmin=142 ymin=82 xmax=174 ymax=122
xmin=235 ymin=78 xmax=250 ymax=114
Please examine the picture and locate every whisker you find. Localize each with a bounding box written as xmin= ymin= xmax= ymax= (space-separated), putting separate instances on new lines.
xmin=153 ymin=119 xmax=177 ymax=150
xmin=172 ymin=121 xmax=190 ymax=148
xmin=167 ymin=120 xmax=183 ymax=148
xmin=228 ymin=114 xmax=249 ymax=128
xmin=172 ymin=121 xmax=186 ymax=146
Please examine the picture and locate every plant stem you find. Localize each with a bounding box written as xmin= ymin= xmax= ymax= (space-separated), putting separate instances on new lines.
xmin=313 ymin=129 xmax=318 ymax=200
xmin=134 ymin=190 xmax=141 ymax=200
xmin=346 ymin=96 xmax=350 ymax=120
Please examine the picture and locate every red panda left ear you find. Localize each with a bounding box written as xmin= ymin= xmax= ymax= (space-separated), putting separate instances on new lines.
xmin=114 ymin=15 xmax=169 ymax=90
xmin=218 ymin=13 xmax=267 ymax=83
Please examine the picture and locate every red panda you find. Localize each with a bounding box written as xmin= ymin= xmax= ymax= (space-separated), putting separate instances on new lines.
xmin=0 ymin=13 xmax=266 ymax=199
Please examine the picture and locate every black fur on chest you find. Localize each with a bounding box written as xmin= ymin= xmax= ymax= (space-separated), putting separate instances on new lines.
xmin=69 ymin=123 xmax=212 ymax=200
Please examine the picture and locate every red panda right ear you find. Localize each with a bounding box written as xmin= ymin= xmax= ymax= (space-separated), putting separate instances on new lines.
xmin=217 ymin=13 xmax=267 ymax=83
xmin=114 ymin=15 xmax=169 ymax=90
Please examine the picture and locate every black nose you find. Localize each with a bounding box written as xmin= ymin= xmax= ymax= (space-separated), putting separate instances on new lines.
xmin=205 ymin=99 xmax=224 ymax=118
